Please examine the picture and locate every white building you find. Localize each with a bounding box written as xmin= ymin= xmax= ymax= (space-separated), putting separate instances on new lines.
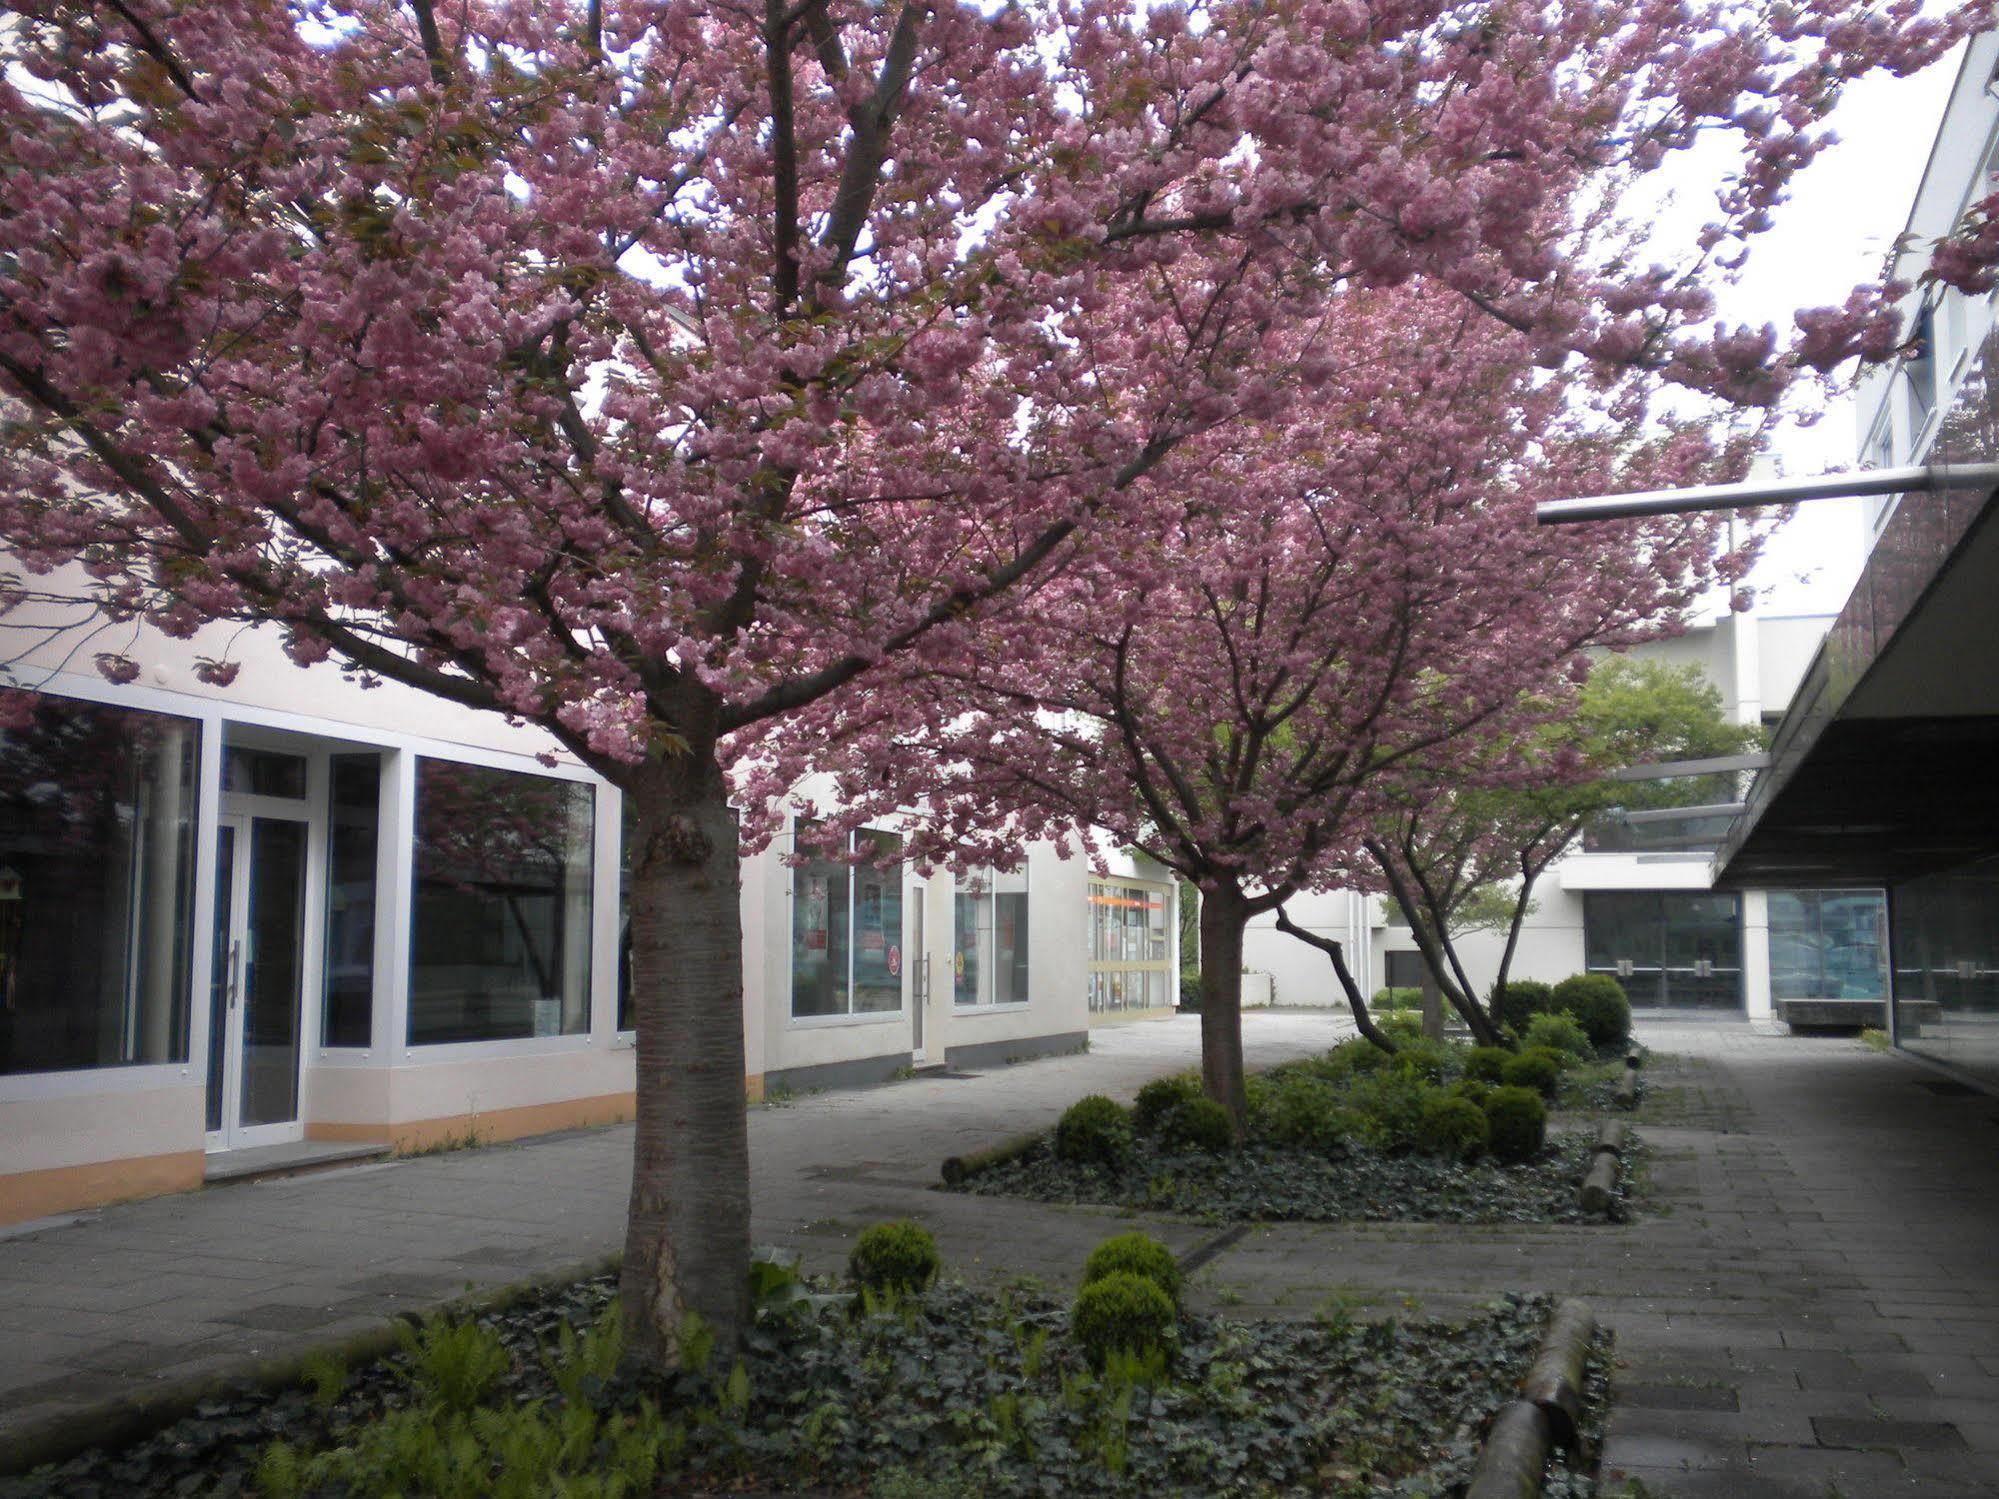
xmin=1241 ymin=608 xmax=1883 ymax=1024
xmin=0 ymin=591 xmax=1180 ymax=1225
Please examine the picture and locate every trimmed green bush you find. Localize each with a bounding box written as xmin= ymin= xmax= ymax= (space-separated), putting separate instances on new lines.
xmin=1415 ymin=1095 xmax=1490 ymax=1161
xmin=1070 ymin=1271 xmax=1177 ymax=1369
xmin=1493 ymin=980 xmax=1553 ymax=1033
xmin=1464 ymin=1046 xmax=1512 ymax=1084
xmin=1054 ymin=1095 xmax=1132 ymax=1167
xmin=1178 ymin=972 xmax=1202 ymax=1011
xmin=1159 ymin=1095 xmax=1235 ymax=1152
xmin=1370 ymin=986 xmax=1422 ymax=1012
xmin=1132 ymin=1075 xmax=1200 ymax=1135
xmin=1451 ymin=1078 xmax=1493 ymax=1109
xmin=848 ymin=1220 xmax=941 ymax=1295
xmin=1255 ymin=1077 xmax=1361 ymax=1155
xmin=1483 ymin=1086 xmax=1547 ymax=1164
xmin=1377 ymin=1011 xmax=1424 ymax=1045
xmin=1308 ymin=1038 xmax=1392 ymax=1079
xmin=1552 ymin=973 xmax=1632 ymax=1049
xmin=1523 ymin=1012 xmax=1592 ymax=1060
xmin=1500 ymin=1049 xmax=1562 ymax=1099
xmin=1391 ymin=1038 xmax=1455 ymax=1083
xmin=1082 ymin=1232 xmax=1182 ymax=1308
xmin=1341 ymin=1069 xmax=1435 ymax=1152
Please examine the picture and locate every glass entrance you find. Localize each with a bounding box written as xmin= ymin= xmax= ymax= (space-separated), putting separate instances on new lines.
xmin=206 ymin=812 xmax=310 ymax=1147
xmin=1584 ymin=890 xmax=1743 ymax=1010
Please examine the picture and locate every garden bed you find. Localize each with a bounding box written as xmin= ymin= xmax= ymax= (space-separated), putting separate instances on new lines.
xmin=946 ymin=1032 xmax=1642 ymax=1227
xmin=954 ymin=1131 xmax=1632 ymax=1224
xmin=0 ymin=1268 xmax=1610 ymax=1499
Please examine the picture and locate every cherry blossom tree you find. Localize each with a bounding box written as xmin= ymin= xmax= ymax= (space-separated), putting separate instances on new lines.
xmin=0 ymin=0 xmax=1988 ymax=1364
xmin=774 ymin=289 xmax=1764 ymax=1120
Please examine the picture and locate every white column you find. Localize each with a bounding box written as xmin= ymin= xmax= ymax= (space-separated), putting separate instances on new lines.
xmin=1742 ymin=888 xmax=1773 ymax=1022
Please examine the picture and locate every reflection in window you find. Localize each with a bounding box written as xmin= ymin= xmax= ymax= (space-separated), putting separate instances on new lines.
xmin=0 ymin=695 xmax=199 ymax=1075
xmin=1891 ymin=856 xmax=1999 ymax=1087
xmin=1583 ymin=890 xmax=1742 ymax=1009
xmin=1086 ymin=879 xmax=1172 ymax=1012
xmin=955 ymin=866 xmax=1029 ymax=1007
xmin=1767 ymin=890 xmax=1887 ymax=1002
xmin=322 ymin=755 xmax=380 ymax=1047
xmin=791 ymin=822 xmax=904 ymax=1018
xmin=408 ymin=761 xmax=594 ymax=1045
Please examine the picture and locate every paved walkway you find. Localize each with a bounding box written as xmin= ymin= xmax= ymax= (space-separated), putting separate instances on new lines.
xmin=3 ymin=1012 xmax=1998 ymax=1497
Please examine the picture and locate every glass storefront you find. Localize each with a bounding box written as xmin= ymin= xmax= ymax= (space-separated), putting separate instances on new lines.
xmin=321 ymin=754 xmax=381 ymax=1047
xmin=955 ymin=866 xmax=1029 ymax=1007
xmin=1891 ymin=855 xmax=1999 ymax=1087
xmin=1584 ymin=890 xmax=1743 ymax=1009
xmin=0 ymin=696 xmax=200 ymax=1075
xmin=408 ymin=760 xmax=595 ymax=1044
xmin=790 ymin=822 xmax=904 ymax=1018
xmin=1767 ymin=890 xmax=1888 ymax=1002
xmin=1086 ymin=878 xmax=1171 ymax=1013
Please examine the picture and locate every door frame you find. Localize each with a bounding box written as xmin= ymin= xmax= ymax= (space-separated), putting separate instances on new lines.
xmin=205 ymin=750 xmax=327 ymax=1153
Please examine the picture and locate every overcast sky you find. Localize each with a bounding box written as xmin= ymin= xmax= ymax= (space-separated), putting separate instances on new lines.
xmin=1650 ymin=48 xmax=1966 ymax=619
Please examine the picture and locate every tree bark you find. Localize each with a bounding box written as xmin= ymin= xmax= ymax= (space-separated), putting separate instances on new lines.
xmin=1197 ymin=888 xmax=1249 ymax=1129
xmin=619 ymin=748 xmax=752 ymax=1373
xmin=1419 ymin=957 xmax=1444 ymax=1041
xmin=1274 ymin=908 xmax=1400 ymax=1052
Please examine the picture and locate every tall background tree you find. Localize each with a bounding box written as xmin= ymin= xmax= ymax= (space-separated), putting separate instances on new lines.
xmin=1367 ymin=657 xmax=1766 ymax=1036
xmin=0 ymin=0 xmax=1987 ymax=1363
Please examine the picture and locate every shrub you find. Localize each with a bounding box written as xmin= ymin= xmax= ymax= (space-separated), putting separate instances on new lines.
xmin=1551 ymin=973 xmax=1632 ymax=1049
xmin=1159 ymin=1095 xmax=1235 ymax=1152
xmin=1256 ymin=1077 xmax=1359 ymax=1154
xmin=1500 ymin=1049 xmax=1562 ymax=1099
xmin=1377 ymin=1011 xmax=1424 ymax=1045
xmin=1132 ymin=1075 xmax=1200 ymax=1134
xmin=1493 ymin=980 xmax=1553 ymax=1033
xmin=1523 ymin=1013 xmax=1592 ymax=1060
xmin=1054 ymin=1095 xmax=1132 ymax=1167
xmin=1415 ymin=1094 xmax=1490 ymax=1161
xmin=1070 ymin=1272 xmax=1177 ymax=1369
xmin=1370 ymin=986 xmax=1422 ymax=1012
xmin=1340 ymin=1069 xmax=1436 ymax=1152
xmin=848 ymin=1220 xmax=941 ymax=1295
xmin=1483 ymin=1086 xmax=1547 ymax=1164
xmin=1178 ymin=972 xmax=1202 ymax=1011
xmin=1309 ymin=1038 xmax=1392 ymax=1079
xmin=1391 ymin=1038 xmax=1455 ymax=1083
xmin=1464 ymin=1046 xmax=1512 ymax=1084
xmin=1451 ymin=1078 xmax=1492 ymax=1109
xmin=1082 ymin=1232 xmax=1182 ymax=1308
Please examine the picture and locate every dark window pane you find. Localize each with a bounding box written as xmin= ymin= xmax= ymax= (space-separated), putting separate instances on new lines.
xmin=791 ymin=821 xmax=851 ymax=1018
xmin=206 ymin=823 xmax=235 ymax=1130
xmin=1892 ymin=856 xmax=1999 ymax=1086
xmin=852 ymin=830 xmax=903 ymax=1014
xmin=1585 ymin=890 xmax=1741 ymax=1009
xmin=617 ymin=796 xmax=635 ymax=1032
xmin=408 ymin=761 xmax=594 ymax=1045
xmin=0 ymin=695 xmax=199 ymax=1075
xmin=241 ymin=818 xmax=307 ymax=1125
xmin=223 ymin=746 xmax=307 ymax=799
xmin=322 ymin=755 xmax=380 ymax=1047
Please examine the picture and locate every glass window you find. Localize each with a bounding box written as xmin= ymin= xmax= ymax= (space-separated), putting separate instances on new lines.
xmin=617 ymin=796 xmax=635 ymax=1032
xmin=408 ymin=760 xmax=594 ymax=1045
xmin=322 ymin=754 xmax=380 ymax=1047
xmin=223 ymin=746 xmax=307 ymax=800
xmin=0 ymin=695 xmax=200 ymax=1075
xmin=1891 ymin=856 xmax=1999 ymax=1087
xmin=955 ymin=865 xmax=1029 ymax=1007
xmin=790 ymin=821 xmax=904 ymax=1018
xmin=1768 ymin=890 xmax=1887 ymax=1003
xmin=1086 ymin=878 xmax=1172 ymax=1013
xmin=1584 ymin=890 xmax=1742 ymax=1010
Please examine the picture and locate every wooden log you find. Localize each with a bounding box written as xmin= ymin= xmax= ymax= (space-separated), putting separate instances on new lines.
xmin=940 ymin=1130 xmax=1043 ymax=1186
xmin=1466 ymin=1401 xmax=1551 ymax=1499
xmin=1520 ymin=1299 xmax=1597 ymax=1451
xmin=1594 ymin=1118 xmax=1627 ymax=1156
xmin=1579 ymin=1151 xmax=1620 ymax=1216
xmin=1614 ymin=1068 xmax=1639 ymax=1110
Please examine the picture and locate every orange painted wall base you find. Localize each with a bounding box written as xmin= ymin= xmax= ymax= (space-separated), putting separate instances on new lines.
xmin=0 ymin=1151 xmax=205 ymax=1226
xmin=307 ymin=1090 xmax=637 ymax=1154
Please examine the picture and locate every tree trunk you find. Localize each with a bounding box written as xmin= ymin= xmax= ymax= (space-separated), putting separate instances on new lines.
xmin=619 ymin=748 xmax=752 ymax=1374
xmin=1197 ymin=889 xmax=1249 ymax=1129
xmin=1274 ymin=908 xmax=1400 ymax=1052
xmin=1490 ymin=864 xmax=1536 ymax=1027
xmin=1419 ymin=958 xmax=1444 ymax=1041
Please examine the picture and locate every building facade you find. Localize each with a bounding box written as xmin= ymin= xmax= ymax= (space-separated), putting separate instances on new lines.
xmin=1717 ymin=31 xmax=1999 ymax=1091
xmin=0 ymin=594 xmax=1178 ymax=1224
xmin=1241 ymin=609 xmax=1899 ymax=1024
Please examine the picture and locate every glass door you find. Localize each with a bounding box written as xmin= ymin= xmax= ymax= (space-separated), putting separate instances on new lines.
xmin=205 ymin=812 xmax=310 ymax=1149
xmin=909 ymin=883 xmax=926 ymax=1058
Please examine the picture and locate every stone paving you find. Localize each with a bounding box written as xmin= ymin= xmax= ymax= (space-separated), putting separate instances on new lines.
xmin=3 ymin=1010 xmax=1999 ymax=1498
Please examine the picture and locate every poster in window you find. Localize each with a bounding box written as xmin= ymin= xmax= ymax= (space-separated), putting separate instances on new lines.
xmin=859 ymin=876 xmax=884 ymax=953
xmin=803 ymin=875 xmax=828 ymax=952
